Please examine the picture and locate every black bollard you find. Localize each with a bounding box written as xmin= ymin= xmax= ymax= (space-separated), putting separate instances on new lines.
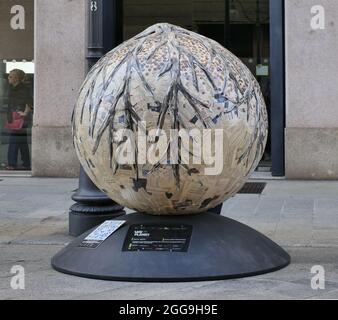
xmin=69 ymin=168 xmax=125 ymax=236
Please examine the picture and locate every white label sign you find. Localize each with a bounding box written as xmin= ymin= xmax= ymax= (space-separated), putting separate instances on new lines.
xmin=79 ymin=220 xmax=126 ymax=249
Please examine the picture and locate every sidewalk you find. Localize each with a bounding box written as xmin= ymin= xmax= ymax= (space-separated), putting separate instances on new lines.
xmin=1 ymin=177 xmax=338 ymax=300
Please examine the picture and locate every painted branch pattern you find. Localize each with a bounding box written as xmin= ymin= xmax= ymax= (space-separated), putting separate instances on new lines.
xmin=72 ymin=23 xmax=268 ymax=215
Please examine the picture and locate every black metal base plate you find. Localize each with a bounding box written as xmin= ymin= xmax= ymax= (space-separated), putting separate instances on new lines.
xmin=52 ymin=213 xmax=290 ymax=282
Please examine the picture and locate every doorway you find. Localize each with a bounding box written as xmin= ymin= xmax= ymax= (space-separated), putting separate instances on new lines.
xmin=109 ymin=0 xmax=284 ymax=176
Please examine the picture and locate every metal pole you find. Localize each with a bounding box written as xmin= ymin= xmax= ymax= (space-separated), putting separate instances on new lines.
xmin=87 ymin=0 xmax=104 ymax=69
xmin=270 ymin=0 xmax=285 ymax=176
xmin=69 ymin=0 xmax=125 ymax=236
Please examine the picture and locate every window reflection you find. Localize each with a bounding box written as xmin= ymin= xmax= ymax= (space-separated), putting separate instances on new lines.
xmin=1 ymin=63 xmax=34 ymax=170
xmin=0 ymin=61 xmax=34 ymax=171
xmin=0 ymin=0 xmax=34 ymax=172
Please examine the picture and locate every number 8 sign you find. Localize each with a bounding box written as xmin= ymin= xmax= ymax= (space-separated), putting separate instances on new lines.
xmin=90 ymin=1 xmax=98 ymax=12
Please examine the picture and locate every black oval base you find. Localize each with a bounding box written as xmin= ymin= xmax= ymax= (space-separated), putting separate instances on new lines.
xmin=52 ymin=213 xmax=290 ymax=282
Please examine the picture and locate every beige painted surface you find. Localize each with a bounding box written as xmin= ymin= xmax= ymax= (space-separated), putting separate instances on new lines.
xmin=32 ymin=0 xmax=86 ymax=177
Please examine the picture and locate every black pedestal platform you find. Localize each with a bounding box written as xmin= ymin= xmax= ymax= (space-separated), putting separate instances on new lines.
xmin=52 ymin=213 xmax=290 ymax=282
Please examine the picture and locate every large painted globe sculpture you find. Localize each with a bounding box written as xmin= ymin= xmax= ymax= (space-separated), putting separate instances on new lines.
xmin=72 ymin=23 xmax=268 ymax=215
xmin=53 ymin=24 xmax=287 ymax=283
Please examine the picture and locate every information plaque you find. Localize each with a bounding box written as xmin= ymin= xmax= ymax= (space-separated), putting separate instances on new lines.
xmin=123 ymin=224 xmax=193 ymax=252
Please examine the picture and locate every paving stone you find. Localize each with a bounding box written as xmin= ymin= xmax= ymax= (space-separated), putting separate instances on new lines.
xmin=282 ymin=198 xmax=314 ymax=216
xmin=314 ymin=199 xmax=338 ymax=215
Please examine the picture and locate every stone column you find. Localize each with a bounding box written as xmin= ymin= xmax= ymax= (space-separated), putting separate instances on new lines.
xmin=285 ymin=0 xmax=338 ymax=179
xmin=32 ymin=0 xmax=87 ymax=177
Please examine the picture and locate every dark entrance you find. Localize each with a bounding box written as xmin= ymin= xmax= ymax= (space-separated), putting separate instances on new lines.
xmin=104 ymin=0 xmax=285 ymax=176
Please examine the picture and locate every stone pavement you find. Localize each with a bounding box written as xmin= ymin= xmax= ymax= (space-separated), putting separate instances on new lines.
xmin=0 ymin=177 xmax=338 ymax=300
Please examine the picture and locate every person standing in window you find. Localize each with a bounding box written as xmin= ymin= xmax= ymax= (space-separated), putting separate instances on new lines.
xmin=6 ymin=69 xmax=33 ymax=170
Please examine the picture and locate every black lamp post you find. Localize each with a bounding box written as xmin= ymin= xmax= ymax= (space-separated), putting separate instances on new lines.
xmin=87 ymin=0 xmax=105 ymax=68
xmin=69 ymin=0 xmax=125 ymax=237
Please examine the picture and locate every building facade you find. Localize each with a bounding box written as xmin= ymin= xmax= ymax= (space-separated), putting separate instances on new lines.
xmin=0 ymin=0 xmax=337 ymax=179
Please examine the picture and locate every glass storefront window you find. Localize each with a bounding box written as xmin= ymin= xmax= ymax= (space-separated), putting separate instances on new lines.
xmin=0 ymin=0 xmax=34 ymax=172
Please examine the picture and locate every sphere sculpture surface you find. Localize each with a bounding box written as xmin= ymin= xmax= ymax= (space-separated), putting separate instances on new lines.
xmin=72 ymin=23 xmax=268 ymax=215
